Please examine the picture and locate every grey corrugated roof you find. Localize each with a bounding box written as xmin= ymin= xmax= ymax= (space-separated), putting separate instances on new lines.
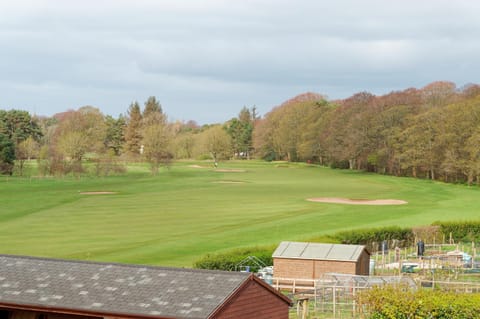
xmin=0 ymin=255 xmax=251 ymax=319
xmin=272 ymin=241 xmax=367 ymax=262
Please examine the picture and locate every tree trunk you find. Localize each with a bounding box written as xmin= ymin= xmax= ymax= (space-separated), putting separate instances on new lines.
xmin=349 ymin=159 xmax=355 ymax=170
xmin=467 ymin=172 xmax=474 ymax=186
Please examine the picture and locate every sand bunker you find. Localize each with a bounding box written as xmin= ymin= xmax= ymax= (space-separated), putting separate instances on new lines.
xmin=307 ymin=197 xmax=407 ymax=205
xmin=188 ymin=165 xmax=207 ymax=168
xmin=214 ymin=169 xmax=246 ymax=172
xmin=80 ymin=191 xmax=117 ymax=195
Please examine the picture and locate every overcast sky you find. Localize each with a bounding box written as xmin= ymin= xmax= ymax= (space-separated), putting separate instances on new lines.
xmin=1 ymin=1 xmax=479 ymax=124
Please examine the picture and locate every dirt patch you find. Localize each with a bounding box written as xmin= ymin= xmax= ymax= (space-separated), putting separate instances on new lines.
xmin=80 ymin=191 xmax=117 ymax=195
xmin=214 ymin=169 xmax=246 ymax=172
xmin=188 ymin=165 xmax=207 ymax=168
xmin=307 ymin=197 xmax=407 ymax=205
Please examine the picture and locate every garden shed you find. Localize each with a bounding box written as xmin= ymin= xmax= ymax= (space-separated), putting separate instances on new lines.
xmin=273 ymin=241 xmax=370 ymax=280
xmin=0 ymin=254 xmax=291 ymax=319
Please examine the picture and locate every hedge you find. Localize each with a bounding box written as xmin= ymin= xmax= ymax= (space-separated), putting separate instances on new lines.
xmin=433 ymin=220 xmax=480 ymax=242
xmin=333 ymin=226 xmax=414 ymax=251
xmin=193 ymin=246 xmax=274 ymax=272
xmin=358 ymin=285 xmax=480 ymax=319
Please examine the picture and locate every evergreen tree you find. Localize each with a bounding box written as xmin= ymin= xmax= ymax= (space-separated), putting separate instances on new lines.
xmin=124 ymin=101 xmax=143 ymax=155
xmin=143 ymin=96 xmax=162 ymax=118
xmin=0 ymin=133 xmax=15 ymax=175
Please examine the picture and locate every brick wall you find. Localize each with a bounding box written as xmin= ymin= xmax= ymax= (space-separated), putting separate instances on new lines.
xmin=273 ymin=258 xmax=314 ymax=279
xmin=274 ymin=257 xmax=363 ymax=279
xmin=313 ymin=260 xmax=355 ymax=278
xmin=215 ymin=280 xmax=289 ymax=319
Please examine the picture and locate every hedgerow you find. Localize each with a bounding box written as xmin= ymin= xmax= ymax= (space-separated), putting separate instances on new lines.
xmin=193 ymin=246 xmax=274 ymax=272
xmin=333 ymin=226 xmax=414 ymax=250
xmin=433 ymin=220 xmax=480 ymax=242
xmin=358 ymin=285 xmax=480 ymax=319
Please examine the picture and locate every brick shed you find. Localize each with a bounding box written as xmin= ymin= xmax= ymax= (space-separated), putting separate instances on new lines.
xmin=273 ymin=241 xmax=370 ymax=280
xmin=0 ymin=255 xmax=291 ymax=319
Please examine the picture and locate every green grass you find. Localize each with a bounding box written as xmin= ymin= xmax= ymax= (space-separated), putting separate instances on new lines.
xmin=1 ymin=160 xmax=480 ymax=267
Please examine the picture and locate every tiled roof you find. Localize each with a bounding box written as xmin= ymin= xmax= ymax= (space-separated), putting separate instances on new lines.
xmin=272 ymin=241 xmax=368 ymax=262
xmin=0 ymin=255 xmax=251 ymax=319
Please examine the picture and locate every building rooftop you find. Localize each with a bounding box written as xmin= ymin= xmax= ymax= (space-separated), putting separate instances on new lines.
xmin=0 ymin=254 xmax=254 ymax=319
xmin=272 ymin=241 xmax=368 ymax=262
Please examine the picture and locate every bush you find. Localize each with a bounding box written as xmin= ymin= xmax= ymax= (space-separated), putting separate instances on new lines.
xmin=358 ymin=285 xmax=480 ymax=319
xmin=329 ymin=160 xmax=349 ymax=169
xmin=334 ymin=226 xmax=414 ymax=251
xmin=193 ymin=246 xmax=275 ymax=272
xmin=433 ymin=220 xmax=480 ymax=242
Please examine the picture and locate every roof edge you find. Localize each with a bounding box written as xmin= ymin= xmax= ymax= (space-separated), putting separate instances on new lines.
xmin=0 ymin=302 xmax=182 ymax=319
xmin=273 ymin=256 xmax=360 ymax=262
xmin=272 ymin=242 xmax=370 ymax=261
xmin=0 ymin=253 xmax=250 ymax=277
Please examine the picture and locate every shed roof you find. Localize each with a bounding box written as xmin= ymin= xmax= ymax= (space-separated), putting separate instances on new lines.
xmin=272 ymin=241 xmax=368 ymax=262
xmin=0 ymin=254 xmax=289 ymax=319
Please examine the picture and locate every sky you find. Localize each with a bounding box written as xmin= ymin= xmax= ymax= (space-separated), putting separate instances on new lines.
xmin=1 ymin=1 xmax=480 ymax=124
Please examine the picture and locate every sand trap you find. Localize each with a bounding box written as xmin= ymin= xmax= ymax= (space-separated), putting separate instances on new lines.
xmin=212 ymin=180 xmax=245 ymax=184
xmin=307 ymin=197 xmax=407 ymax=205
xmin=214 ymin=169 xmax=246 ymax=172
xmin=80 ymin=191 xmax=117 ymax=195
xmin=188 ymin=165 xmax=207 ymax=168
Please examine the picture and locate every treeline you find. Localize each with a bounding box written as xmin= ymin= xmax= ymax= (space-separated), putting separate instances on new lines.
xmin=254 ymin=81 xmax=480 ymax=185
xmin=2 ymin=81 xmax=480 ymax=183
xmin=0 ymin=96 xmax=257 ymax=176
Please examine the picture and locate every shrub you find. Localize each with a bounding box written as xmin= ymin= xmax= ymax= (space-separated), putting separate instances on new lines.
xmin=193 ymin=246 xmax=275 ymax=272
xmin=433 ymin=220 xmax=480 ymax=242
xmin=358 ymin=285 xmax=480 ymax=319
xmin=334 ymin=226 xmax=414 ymax=251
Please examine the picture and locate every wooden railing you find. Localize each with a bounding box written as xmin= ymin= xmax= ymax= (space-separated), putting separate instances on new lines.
xmin=271 ymin=277 xmax=318 ymax=293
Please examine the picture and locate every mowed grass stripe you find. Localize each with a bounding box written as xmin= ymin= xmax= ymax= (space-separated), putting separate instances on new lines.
xmin=0 ymin=161 xmax=479 ymax=266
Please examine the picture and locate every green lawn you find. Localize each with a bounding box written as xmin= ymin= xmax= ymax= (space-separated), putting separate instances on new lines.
xmin=1 ymin=161 xmax=479 ymax=267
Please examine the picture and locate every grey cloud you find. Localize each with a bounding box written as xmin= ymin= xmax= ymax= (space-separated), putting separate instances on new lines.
xmin=1 ymin=0 xmax=480 ymax=123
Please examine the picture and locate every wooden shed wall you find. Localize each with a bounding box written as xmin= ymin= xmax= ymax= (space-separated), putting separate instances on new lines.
xmin=214 ymin=280 xmax=289 ymax=319
xmin=355 ymin=250 xmax=371 ymax=275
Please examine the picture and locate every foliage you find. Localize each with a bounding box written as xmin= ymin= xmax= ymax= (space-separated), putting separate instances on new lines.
xmin=0 ymin=109 xmax=42 ymax=144
xmin=143 ymin=96 xmax=162 ymax=118
xmin=3 ymin=81 xmax=480 ymax=184
xmin=91 ymin=149 xmax=127 ymax=176
xmin=254 ymin=83 xmax=480 ymax=185
xmin=124 ymin=101 xmax=143 ymax=155
xmin=0 ymin=133 xmax=15 ymax=175
xmin=253 ymin=92 xmax=330 ymax=162
xmin=333 ymin=226 xmax=414 ymax=250
xmin=15 ymin=136 xmax=39 ymax=176
xmin=141 ymin=112 xmax=173 ymax=175
xmin=225 ymin=106 xmax=254 ymax=159
xmin=193 ymin=246 xmax=274 ymax=272
xmin=358 ymin=285 xmax=480 ymax=319
xmin=104 ymin=115 xmax=126 ymax=155
xmin=433 ymin=220 xmax=480 ymax=242
xmin=199 ymin=125 xmax=232 ymax=161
